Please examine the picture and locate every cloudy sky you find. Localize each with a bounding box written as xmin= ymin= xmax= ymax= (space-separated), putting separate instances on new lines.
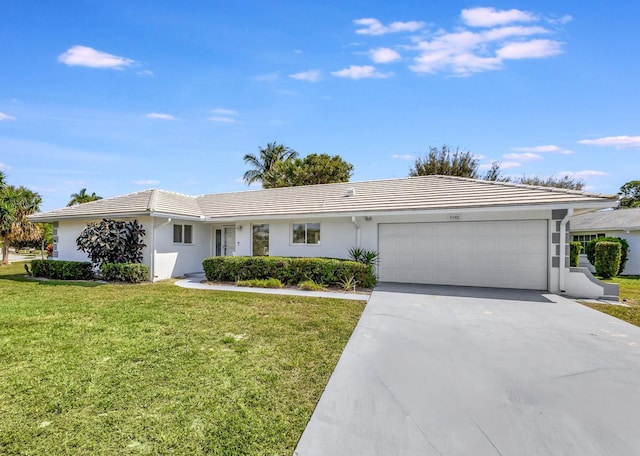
xmin=1 ymin=1 xmax=638 ymax=210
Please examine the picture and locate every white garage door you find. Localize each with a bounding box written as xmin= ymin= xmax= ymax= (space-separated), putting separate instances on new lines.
xmin=378 ymin=220 xmax=548 ymax=290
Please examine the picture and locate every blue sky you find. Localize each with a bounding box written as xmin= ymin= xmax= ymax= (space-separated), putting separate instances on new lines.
xmin=1 ymin=1 xmax=639 ymax=211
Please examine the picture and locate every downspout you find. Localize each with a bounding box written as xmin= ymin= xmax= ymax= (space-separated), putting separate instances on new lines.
xmin=152 ymin=217 xmax=172 ymax=281
xmin=351 ymin=216 xmax=361 ymax=248
xmin=559 ymin=209 xmax=573 ymax=292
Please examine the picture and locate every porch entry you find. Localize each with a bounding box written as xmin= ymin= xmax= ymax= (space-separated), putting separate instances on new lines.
xmin=215 ymin=226 xmax=236 ymax=256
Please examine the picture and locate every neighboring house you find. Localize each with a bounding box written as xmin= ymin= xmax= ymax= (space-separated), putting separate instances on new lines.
xmin=29 ymin=175 xmax=618 ymax=298
xmin=570 ymin=207 xmax=640 ymax=275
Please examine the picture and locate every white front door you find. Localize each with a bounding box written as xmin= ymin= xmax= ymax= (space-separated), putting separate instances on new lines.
xmin=223 ymin=226 xmax=236 ymax=256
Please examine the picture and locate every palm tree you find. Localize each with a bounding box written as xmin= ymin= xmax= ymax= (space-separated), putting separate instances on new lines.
xmin=243 ymin=142 xmax=298 ymax=186
xmin=0 ymin=185 xmax=42 ymax=265
xmin=67 ymin=188 xmax=102 ymax=206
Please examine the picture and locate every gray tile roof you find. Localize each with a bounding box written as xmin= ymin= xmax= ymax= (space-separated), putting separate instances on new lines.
xmin=571 ymin=207 xmax=640 ymax=232
xmin=30 ymin=175 xmax=617 ymax=222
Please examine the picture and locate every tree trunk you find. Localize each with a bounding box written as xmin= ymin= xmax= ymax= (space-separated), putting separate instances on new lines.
xmin=2 ymin=236 xmax=10 ymax=265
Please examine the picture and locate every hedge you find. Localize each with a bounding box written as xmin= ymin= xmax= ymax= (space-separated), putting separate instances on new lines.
xmin=586 ymin=237 xmax=629 ymax=275
xmin=594 ymin=242 xmax=621 ymax=279
xmin=569 ymin=241 xmax=582 ymax=267
xmin=100 ymin=263 xmax=149 ymax=283
xmin=202 ymin=256 xmax=377 ymax=288
xmin=31 ymin=260 xmax=94 ymax=280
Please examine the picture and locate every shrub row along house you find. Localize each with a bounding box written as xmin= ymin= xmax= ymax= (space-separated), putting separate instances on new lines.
xmin=29 ymin=175 xmax=618 ymax=298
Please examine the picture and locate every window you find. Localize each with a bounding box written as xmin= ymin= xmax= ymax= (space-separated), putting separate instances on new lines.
xmin=252 ymin=224 xmax=269 ymax=256
xmin=572 ymin=233 xmax=605 ymax=252
xmin=173 ymin=224 xmax=194 ymax=244
xmin=292 ymin=222 xmax=320 ymax=245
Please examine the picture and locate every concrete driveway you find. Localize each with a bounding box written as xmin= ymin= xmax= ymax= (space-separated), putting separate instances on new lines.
xmin=294 ymin=283 xmax=640 ymax=456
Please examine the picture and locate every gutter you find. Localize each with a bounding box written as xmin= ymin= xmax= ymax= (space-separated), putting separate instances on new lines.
xmin=351 ymin=216 xmax=361 ymax=248
xmin=559 ymin=208 xmax=573 ymax=292
xmin=151 ymin=217 xmax=172 ymax=282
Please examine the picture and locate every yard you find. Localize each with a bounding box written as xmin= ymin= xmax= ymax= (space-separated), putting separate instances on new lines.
xmin=0 ymin=262 xmax=364 ymax=455
xmin=582 ymin=276 xmax=640 ymax=327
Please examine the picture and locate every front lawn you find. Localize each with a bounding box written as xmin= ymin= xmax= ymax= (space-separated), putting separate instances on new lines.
xmin=0 ymin=262 xmax=364 ymax=455
xmin=582 ymin=276 xmax=640 ymax=327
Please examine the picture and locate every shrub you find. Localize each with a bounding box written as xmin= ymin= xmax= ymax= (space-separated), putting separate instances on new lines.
xmin=31 ymin=260 xmax=94 ymax=280
xmin=594 ymin=242 xmax=621 ymax=279
xmin=76 ymin=219 xmax=146 ymax=266
xmin=236 ymin=278 xmax=283 ymax=288
xmin=586 ymin=237 xmax=629 ymax=274
xmin=202 ymin=256 xmax=377 ymax=288
xmin=569 ymin=241 xmax=582 ymax=267
xmin=297 ymin=280 xmax=327 ymax=291
xmin=100 ymin=263 xmax=149 ymax=283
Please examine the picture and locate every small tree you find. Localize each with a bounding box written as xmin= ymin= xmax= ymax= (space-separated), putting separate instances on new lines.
xmin=409 ymin=145 xmax=479 ymax=178
xmin=594 ymin=242 xmax=621 ymax=279
xmin=514 ymin=175 xmax=585 ymax=190
xmin=76 ymin=219 xmax=146 ymax=266
xmin=569 ymin=241 xmax=582 ymax=267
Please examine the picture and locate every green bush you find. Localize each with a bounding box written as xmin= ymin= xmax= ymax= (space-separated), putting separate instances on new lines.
xmin=236 ymin=278 xmax=283 ymax=288
xmin=569 ymin=241 xmax=582 ymax=267
xmin=586 ymin=237 xmax=629 ymax=274
xmin=202 ymin=256 xmax=377 ymax=288
xmin=595 ymin=242 xmax=621 ymax=279
xmin=31 ymin=260 xmax=94 ymax=280
xmin=297 ymin=280 xmax=327 ymax=291
xmin=100 ymin=263 xmax=149 ymax=283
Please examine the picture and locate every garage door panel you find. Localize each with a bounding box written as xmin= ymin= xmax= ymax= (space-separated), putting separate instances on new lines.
xmin=379 ymin=220 xmax=547 ymax=290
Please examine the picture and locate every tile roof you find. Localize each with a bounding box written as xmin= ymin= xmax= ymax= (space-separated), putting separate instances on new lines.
xmin=571 ymin=207 xmax=640 ymax=231
xmin=30 ymin=175 xmax=617 ymax=222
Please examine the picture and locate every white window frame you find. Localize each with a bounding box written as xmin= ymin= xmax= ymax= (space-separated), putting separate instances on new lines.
xmin=291 ymin=222 xmax=321 ymax=245
xmin=572 ymin=233 xmax=605 ymax=253
xmin=173 ymin=224 xmax=194 ymax=245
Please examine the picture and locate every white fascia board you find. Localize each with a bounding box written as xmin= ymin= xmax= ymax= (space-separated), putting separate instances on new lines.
xmin=203 ymin=200 xmax=617 ymax=223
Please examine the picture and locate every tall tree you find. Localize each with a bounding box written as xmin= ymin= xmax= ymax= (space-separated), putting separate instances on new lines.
xmin=617 ymin=180 xmax=640 ymax=208
xmin=409 ymin=145 xmax=479 ymax=178
xmin=243 ymin=142 xmax=298 ymax=186
xmin=68 ymin=188 xmax=102 ymax=206
xmin=263 ymin=153 xmax=354 ymax=188
xmin=0 ymin=185 xmax=42 ymax=265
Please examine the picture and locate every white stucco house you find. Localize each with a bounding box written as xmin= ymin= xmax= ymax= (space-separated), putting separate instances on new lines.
xmin=571 ymin=207 xmax=640 ymax=275
xmin=29 ymin=175 xmax=619 ymax=298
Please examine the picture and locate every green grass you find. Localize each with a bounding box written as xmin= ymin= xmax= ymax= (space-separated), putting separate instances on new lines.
xmin=583 ymin=276 xmax=640 ymax=327
xmin=0 ymin=262 xmax=364 ymax=455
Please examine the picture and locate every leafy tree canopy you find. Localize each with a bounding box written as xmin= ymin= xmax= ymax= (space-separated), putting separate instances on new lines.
xmin=513 ymin=174 xmax=585 ymax=191
xmin=68 ymin=188 xmax=102 ymax=206
xmin=0 ymin=179 xmax=42 ymax=264
xmin=243 ymin=142 xmax=298 ymax=186
xmin=76 ymin=219 xmax=146 ymax=266
xmin=263 ymin=153 xmax=354 ymax=188
xmin=618 ymin=180 xmax=640 ymax=208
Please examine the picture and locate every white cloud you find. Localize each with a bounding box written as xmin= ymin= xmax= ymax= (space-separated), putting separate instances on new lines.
xmin=500 ymin=161 xmax=523 ymax=169
xmin=557 ymin=170 xmax=609 ymax=179
xmin=331 ymin=65 xmax=393 ymax=79
xmin=0 ymin=112 xmax=15 ymax=121
xmin=209 ymin=116 xmax=237 ymax=123
xmin=145 ymin=113 xmax=175 ymax=120
xmin=370 ymin=48 xmax=401 ymax=63
xmin=289 ymin=69 xmax=321 ymax=82
xmin=578 ymin=135 xmax=640 ymax=149
xmin=211 ymin=108 xmax=238 ymax=116
xmin=354 ymin=18 xmax=425 ymax=36
xmin=0 ymin=163 xmax=11 ymax=170
xmin=133 ymin=179 xmax=160 ymax=185
xmin=182 ymin=179 xmax=199 ymax=186
xmin=58 ymin=45 xmax=134 ymax=69
xmin=293 ymin=49 xmax=304 ymax=54
xmin=503 ymin=152 xmax=543 ymax=161
xmin=461 ymin=7 xmax=537 ymax=27
xmin=137 ymin=70 xmax=154 ymax=77
xmin=497 ymin=39 xmax=563 ymax=59
xmin=392 ymin=154 xmax=416 ymax=160
xmin=512 ymin=145 xmax=574 ymax=154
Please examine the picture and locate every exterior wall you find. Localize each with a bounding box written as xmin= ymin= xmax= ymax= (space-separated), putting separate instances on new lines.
xmin=572 ymin=229 xmax=640 ymax=276
xmin=152 ymin=219 xmax=212 ymax=281
xmin=56 ymin=217 xmax=154 ymax=277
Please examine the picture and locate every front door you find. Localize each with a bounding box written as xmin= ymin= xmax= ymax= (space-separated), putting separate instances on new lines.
xmin=223 ymin=226 xmax=236 ymax=256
